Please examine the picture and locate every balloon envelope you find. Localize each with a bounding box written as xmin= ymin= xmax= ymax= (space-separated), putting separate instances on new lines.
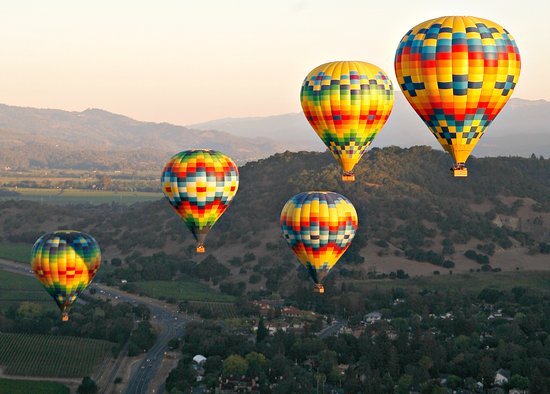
xmin=31 ymin=231 xmax=101 ymax=321
xmin=394 ymin=16 xmax=521 ymax=171
xmin=280 ymin=191 xmax=358 ymax=292
xmin=301 ymin=61 xmax=394 ymax=181
xmin=161 ymin=149 xmax=239 ymax=252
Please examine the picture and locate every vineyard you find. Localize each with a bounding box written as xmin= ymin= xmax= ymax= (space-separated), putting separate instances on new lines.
xmin=0 ymin=333 xmax=113 ymax=377
xmin=186 ymin=301 xmax=238 ymax=319
xmin=0 ymin=378 xmax=69 ymax=394
xmin=0 ymin=269 xmax=53 ymax=312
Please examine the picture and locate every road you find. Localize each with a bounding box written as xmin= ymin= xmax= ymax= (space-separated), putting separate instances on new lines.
xmin=0 ymin=258 xmax=188 ymax=394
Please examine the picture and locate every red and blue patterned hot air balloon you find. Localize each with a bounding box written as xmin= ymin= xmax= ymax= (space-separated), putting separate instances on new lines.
xmin=161 ymin=149 xmax=239 ymax=253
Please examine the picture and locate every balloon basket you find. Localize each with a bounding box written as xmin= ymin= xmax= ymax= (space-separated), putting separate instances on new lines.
xmin=196 ymin=245 xmax=205 ymax=253
xmin=451 ymin=165 xmax=468 ymax=177
xmin=313 ymin=284 xmax=325 ymax=294
xmin=342 ymin=172 xmax=355 ymax=182
xmin=61 ymin=313 xmax=69 ymax=322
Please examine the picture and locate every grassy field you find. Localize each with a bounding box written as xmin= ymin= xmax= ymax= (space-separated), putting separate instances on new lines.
xmin=0 ymin=379 xmax=69 ymax=394
xmin=0 ymin=187 xmax=161 ymax=204
xmin=351 ymin=271 xmax=550 ymax=294
xmin=0 ymin=242 xmax=31 ymax=263
xmin=0 ymin=333 xmax=112 ymax=377
xmin=134 ymin=279 xmax=236 ymax=302
xmin=0 ymin=269 xmax=54 ymax=312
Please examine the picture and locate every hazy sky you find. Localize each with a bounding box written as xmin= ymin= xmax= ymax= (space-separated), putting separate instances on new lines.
xmin=0 ymin=0 xmax=548 ymax=124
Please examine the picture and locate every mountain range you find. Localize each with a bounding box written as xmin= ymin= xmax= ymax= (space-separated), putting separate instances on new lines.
xmin=0 ymin=94 xmax=548 ymax=170
xmin=191 ymin=93 xmax=550 ymax=158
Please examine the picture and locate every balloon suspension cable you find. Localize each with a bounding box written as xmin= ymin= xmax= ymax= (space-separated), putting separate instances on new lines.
xmin=313 ymin=283 xmax=325 ymax=294
xmin=450 ymin=162 xmax=468 ymax=177
xmin=196 ymin=243 xmax=205 ymax=253
xmin=342 ymin=171 xmax=355 ymax=182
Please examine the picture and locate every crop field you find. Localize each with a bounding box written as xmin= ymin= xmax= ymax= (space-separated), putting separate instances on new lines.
xmin=134 ymin=279 xmax=236 ymax=302
xmin=0 ymin=333 xmax=112 ymax=377
xmin=188 ymin=301 xmax=238 ymax=318
xmin=0 ymin=187 xmax=161 ymax=205
xmin=0 ymin=378 xmax=69 ymax=394
xmin=0 ymin=242 xmax=32 ymax=263
xmin=0 ymin=269 xmax=53 ymax=311
xmin=351 ymin=270 xmax=550 ymax=294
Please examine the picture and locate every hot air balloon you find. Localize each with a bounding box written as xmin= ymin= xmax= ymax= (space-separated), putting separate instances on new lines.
xmin=280 ymin=191 xmax=358 ymax=293
xmin=161 ymin=149 xmax=239 ymax=253
xmin=301 ymin=61 xmax=394 ymax=181
xmin=395 ymin=16 xmax=521 ymax=176
xmin=31 ymin=231 xmax=101 ymax=321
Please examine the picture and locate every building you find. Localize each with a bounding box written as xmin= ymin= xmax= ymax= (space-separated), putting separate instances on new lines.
xmin=364 ymin=311 xmax=382 ymax=324
xmin=494 ymin=368 xmax=510 ymax=386
xmin=193 ymin=354 xmax=207 ymax=366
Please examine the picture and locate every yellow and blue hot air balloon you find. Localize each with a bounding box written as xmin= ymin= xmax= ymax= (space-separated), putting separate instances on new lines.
xmin=31 ymin=231 xmax=101 ymax=321
xmin=395 ymin=16 xmax=521 ymax=176
xmin=301 ymin=61 xmax=394 ymax=181
xmin=161 ymin=149 xmax=239 ymax=253
xmin=280 ymin=191 xmax=358 ymax=293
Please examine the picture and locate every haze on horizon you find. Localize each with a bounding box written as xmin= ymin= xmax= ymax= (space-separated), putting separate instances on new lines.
xmin=1 ymin=0 xmax=548 ymax=125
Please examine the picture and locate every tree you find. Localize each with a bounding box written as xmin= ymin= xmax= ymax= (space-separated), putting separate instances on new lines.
xmin=168 ymin=337 xmax=180 ymax=350
xmin=223 ymin=354 xmax=248 ymax=376
xmin=256 ymin=316 xmax=268 ymax=342
xmin=529 ymin=368 xmax=547 ymax=394
xmin=77 ymin=377 xmax=98 ymax=394
xmin=509 ymin=374 xmax=529 ymax=390
xmin=397 ymin=374 xmax=413 ymax=394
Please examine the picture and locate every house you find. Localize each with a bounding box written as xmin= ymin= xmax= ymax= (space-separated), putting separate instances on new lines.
xmin=193 ymin=354 xmax=207 ymax=366
xmin=364 ymin=311 xmax=382 ymax=324
xmin=509 ymin=389 xmax=528 ymax=394
xmin=494 ymin=368 xmax=510 ymax=386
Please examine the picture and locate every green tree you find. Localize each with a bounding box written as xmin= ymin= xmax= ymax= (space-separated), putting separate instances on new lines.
xmin=256 ymin=316 xmax=268 ymax=342
xmin=509 ymin=374 xmax=529 ymax=390
xmin=77 ymin=377 xmax=98 ymax=394
xmin=223 ymin=354 xmax=248 ymax=376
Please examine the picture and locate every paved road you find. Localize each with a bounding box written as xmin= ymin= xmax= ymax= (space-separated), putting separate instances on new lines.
xmin=0 ymin=259 xmax=188 ymax=394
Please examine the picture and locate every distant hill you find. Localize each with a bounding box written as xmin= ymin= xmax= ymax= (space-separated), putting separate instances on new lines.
xmin=0 ymin=95 xmax=547 ymax=170
xmin=1 ymin=147 xmax=548 ymax=295
xmin=0 ymin=104 xmax=285 ymax=169
xmin=190 ymin=94 xmax=550 ymax=158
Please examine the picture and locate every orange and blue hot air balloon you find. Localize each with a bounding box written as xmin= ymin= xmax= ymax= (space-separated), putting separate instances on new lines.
xmin=31 ymin=231 xmax=101 ymax=321
xmin=280 ymin=191 xmax=358 ymax=293
xmin=161 ymin=149 xmax=239 ymax=253
xmin=301 ymin=61 xmax=394 ymax=181
xmin=395 ymin=16 xmax=521 ymax=176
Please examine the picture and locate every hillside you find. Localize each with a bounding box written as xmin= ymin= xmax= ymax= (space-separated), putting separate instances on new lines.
xmin=0 ymin=96 xmax=548 ymax=171
xmin=1 ymin=147 xmax=549 ymax=296
xmin=0 ymin=104 xmax=284 ymax=169
xmin=191 ymin=95 xmax=550 ymax=158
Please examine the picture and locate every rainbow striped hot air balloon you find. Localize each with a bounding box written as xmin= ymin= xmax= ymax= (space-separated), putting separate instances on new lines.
xmin=31 ymin=231 xmax=101 ymax=321
xmin=161 ymin=149 xmax=239 ymax=253
xmin=395 ymin=16 xmax=521 ymax=176
xmin=280 ymin=191 xmax=358 ymax=293
xmin=301 ymin=61 xmax=394 ymax=181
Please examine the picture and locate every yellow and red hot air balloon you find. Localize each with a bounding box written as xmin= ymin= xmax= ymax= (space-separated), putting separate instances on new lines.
xmin=31 ymin=231 xmax=101 ymax=321
xmin=161 ymin=149 xmax=239 ymax=253
xmin=301 ymin=61 xmax=394 ymax=181
xmin=280 ymin=191 xmax=358 ymax=293
xmin=395 ymin=16 xmax=521 ymax=176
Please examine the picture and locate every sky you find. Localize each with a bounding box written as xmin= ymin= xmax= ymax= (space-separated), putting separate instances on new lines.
xmin=0 ymin=0 xmax=548 ymax=125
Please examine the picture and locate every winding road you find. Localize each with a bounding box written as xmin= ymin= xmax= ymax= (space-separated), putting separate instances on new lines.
xmin=0 ymin=258 xmax=189 ymax=394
